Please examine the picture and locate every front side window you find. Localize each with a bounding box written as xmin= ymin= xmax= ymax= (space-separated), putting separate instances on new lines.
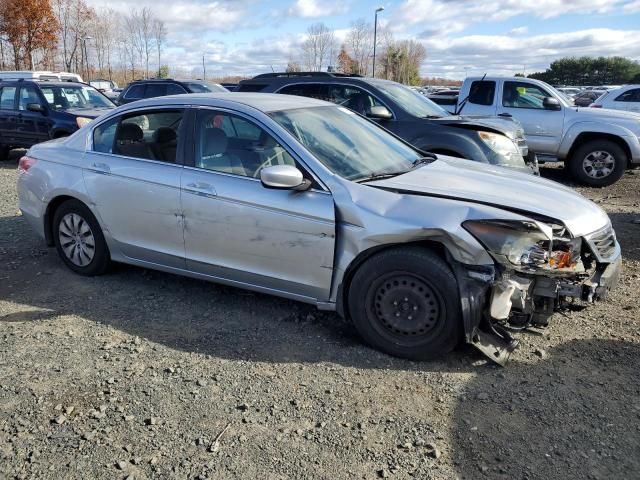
xmin=502 ymin=81 xmax=552 ymax=109
xmin=0 ymin=86 xmax=16 ymax=110
xmin=195 ymin=110 xmax=296 ymax=177
xmin=18 ymin=86 xmax=42 ymax=111
xmin=615 ymin=89 xmax=640 ymax=102
xmin=185 ymin=82 xmax=227 ymax=93
xmin=468 ymin=81 xmax=496 ymax=106
xmin=124 ymin=84 xmax=145 ymax=100
xmin=144 ymin=84 xmax=167 ymax=98
xmin=93 ymin=110 xmax=183 ymax=163
xmin=271 ymin=106 xmax=421 ymax=181
xmin=166 ymin=84 xmax=187 ymax=95
xmin=279 ymin=83 xmax=329 ymax=100
xmin=39 ymin=85 xmax=114 ymax=110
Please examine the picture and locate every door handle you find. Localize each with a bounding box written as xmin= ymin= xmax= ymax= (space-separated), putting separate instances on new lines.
xmin=498 ymin=113 xmax=512 ymax=117
xmin=91 ymin=162 xmax=110 ymax=173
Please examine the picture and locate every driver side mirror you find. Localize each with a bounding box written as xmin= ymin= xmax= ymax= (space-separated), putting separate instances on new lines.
xmin=367 ymin=105 xmax=393 ymax=120
xmin=27 ymin=103 xmax=46 ymax=114
xmin=260 ymin=165 xmax=311 ymax=191
xmin=542 ymin=97 xmax=561 ymax=111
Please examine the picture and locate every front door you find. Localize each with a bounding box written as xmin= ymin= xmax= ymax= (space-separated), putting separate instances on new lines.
xmin=496 ymin=80 xmax=565 ymax=156
xmin=83 ymin=108 xmax=186 ymax=268
xmin=181 ymin=108 xmax=335 ymax=301
xmin=17 ymin=84 xmax=51 ymax=146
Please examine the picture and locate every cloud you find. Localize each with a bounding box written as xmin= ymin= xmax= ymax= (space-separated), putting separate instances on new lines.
xmin=287 ymin=0 xmax=347 ymax=18
xmin=624 ymin=0 xmax=640 ymax=11
xmin=508 ymin=26 xmax=528 ymax=36
xmin=421 ymin=28 xmax=640 ymax=78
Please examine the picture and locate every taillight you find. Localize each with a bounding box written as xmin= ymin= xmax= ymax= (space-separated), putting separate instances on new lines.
xmin=590 ymin=104 xmax=602 ymax=108
xmin=18 ymin=155 xmax=37 ymax=173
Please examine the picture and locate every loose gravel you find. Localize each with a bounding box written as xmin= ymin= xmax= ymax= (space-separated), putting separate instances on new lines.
xmin=1 ymin=153 xmax=639 ymax=480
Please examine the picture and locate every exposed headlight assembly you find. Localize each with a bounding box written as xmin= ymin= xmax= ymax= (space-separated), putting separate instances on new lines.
xmin=478 ymin=131 xmax=521 ymax=160
xmin=464 ymin=220 xmax=552 ymax=268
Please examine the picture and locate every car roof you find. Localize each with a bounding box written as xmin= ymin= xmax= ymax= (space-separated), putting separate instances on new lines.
xmin=120 ymin=92 xmax=332 ymax=113
xmin=0 ymin=79 xmax=88 ymax=87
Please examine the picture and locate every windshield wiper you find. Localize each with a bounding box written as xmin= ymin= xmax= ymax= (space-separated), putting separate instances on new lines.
xmin=455 ymin=73 xmax=486 ymax=115
xmin=411 ymin=155 xmax=437 ymax=168
xmin=354 ymin=170 xmax=410 ymax=183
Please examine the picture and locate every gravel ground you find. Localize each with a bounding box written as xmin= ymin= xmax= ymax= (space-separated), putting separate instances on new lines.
xmin=1 ymin=153 xmax=639 ymax=480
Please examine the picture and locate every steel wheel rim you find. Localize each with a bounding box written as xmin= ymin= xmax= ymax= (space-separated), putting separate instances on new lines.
xmin=582 ymin=151 xmax=615 ymax=178
xmin=58 ymin=213 xmax=96 ymax=267
xmin=366 ymin=272 xmax=444 ymax=345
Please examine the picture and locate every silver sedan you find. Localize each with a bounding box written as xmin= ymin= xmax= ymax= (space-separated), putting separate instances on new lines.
xmin=17 ymin=93 xmax=621 ymax=363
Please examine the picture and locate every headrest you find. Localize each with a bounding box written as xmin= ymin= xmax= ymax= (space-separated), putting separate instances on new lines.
xmin=203 ymin=128 xmax=228 ymax=156
xmin=118 ymin=122 xmax=144 ymax=142
xmin=153 ymin=127 xmax=176 ymax=143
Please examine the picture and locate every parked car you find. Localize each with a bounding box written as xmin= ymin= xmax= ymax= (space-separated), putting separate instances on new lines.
xmin=220 ymin=83 xmax=239 ymax=91
xmin=427 ymin=89 xmax=460 ymax=110
xmin=17 ymin=93 xmax=621 ymax=364
xmin=573 ymin=90 xmax=606 ymax=107
xmin=590 ymin=85 xmax=640 ymax=113
xmin=0 ymin=77 xmax=115 ymax=159
xmin=556 ymin=87 xmax=582 ymax=97
xmin=116 ymin=78 xmax=227 ymax=104
xmin=237 ymin=72 xmax=536 ymax=175
xmin=89 ymin=79 xmax=120 ymax=101
xmin=457 ymin=77 xmax=640 ymax=186
xmin=0 ymin=71 xmax=83 ymax=82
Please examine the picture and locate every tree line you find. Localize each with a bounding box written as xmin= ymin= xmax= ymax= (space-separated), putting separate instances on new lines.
xmin=0 ymin=0 xmax=167 ymax=85
xmin=289 ymin=20 xmax=427 ymax=85
xmin=528 ymin=56 xmax=640 ymax=85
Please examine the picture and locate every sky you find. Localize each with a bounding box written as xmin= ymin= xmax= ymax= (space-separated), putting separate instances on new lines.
xmin=86 ymin=0 xmax=640 ymax=79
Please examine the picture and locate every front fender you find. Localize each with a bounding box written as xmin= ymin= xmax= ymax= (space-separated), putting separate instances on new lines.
xmin=558 ymin=121 xmax=640 ymax=160
xmin=412 ymin=131 xmax=490 ymax=162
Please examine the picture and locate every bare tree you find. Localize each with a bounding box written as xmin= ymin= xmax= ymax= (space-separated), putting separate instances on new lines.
xmin=301 ymin=22 xmax=335 ymax=71
xmin=153 ymin=18 xmax=167 ymax=77
xmin=346 ymin=18 xmax=373 ymax=76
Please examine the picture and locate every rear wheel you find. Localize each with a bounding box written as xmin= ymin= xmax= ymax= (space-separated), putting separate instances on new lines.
xmin=53 ymin=200 xmax=110 ymax=275
xmin=568 ymin=140 xmax=627 ymax=187
xmin=347 ymin=247 xmax=461 ymax=360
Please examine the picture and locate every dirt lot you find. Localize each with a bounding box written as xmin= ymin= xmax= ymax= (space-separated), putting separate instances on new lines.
xmin=0 ymin=155 xmax=639 ymax=480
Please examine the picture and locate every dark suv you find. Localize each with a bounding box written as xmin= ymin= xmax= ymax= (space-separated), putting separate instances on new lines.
xmin=0 ymin=79 xmax=115 ymax=159
xmin=116 ymin=79 xmax=228 ymax=105
xmin=237 ymin=72 xmax=536 ymax=174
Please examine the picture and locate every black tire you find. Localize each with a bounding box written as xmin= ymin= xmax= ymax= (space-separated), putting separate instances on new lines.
xmin=52 ymin=199 xmax=110 ymax=276
xmin=568 ymin=140 xmax=627 ymax=187
xmin=347 ymin=247 xmax=461 ymax=361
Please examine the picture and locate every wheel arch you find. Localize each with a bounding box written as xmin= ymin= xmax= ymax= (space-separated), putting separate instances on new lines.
xmin=566 ymin=132 xmax=632 ymax=166
xmin=43 ymin=195 xmax=85 ymax=246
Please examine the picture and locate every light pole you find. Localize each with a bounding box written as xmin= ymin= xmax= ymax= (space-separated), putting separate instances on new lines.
xmin=82 ymin=36 xmax=92 ymax=81
xmin=372 ymin=6 xmax=384 ymax=78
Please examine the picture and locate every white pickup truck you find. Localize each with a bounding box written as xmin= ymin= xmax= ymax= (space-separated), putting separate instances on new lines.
xmin=456 ymin=76 xmax=640 ymax=186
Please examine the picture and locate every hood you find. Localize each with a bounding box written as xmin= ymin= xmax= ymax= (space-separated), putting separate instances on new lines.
xmin=431 ymin=115 xmax=523 ymax=137
xmin=367 ymin=156 xmax=609 ymax=237
xmin=64 ymin=107 xmax=115 ymax=119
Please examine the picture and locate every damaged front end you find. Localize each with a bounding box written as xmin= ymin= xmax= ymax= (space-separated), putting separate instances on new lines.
xmin=461 ymin=219 xmax=621 ymax=365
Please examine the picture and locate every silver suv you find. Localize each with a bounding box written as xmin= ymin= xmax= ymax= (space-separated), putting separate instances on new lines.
xmin=17 ymin=93 xmax=621 ymax=364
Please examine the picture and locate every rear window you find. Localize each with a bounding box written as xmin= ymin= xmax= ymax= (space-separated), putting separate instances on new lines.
xmin=236 ymin=83 xmax=268 ymax=92
xmin=144 ymin=84 xmax=167 ymax=98
xmin=0 ymin=86 xmax=16 ymax=109
xmin=468 ymin=81 xmax=495 ymax=106
xmin=615 ymin=88 xmax=640 ymax=102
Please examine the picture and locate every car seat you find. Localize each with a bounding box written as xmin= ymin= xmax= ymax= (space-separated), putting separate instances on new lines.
xmin=152 ymin=127 xmax=178 ymax=162
xmin=200 ymin=128 xmax=248 ymax=175
xmin=114 ymin=123 xmax=155 ymax=160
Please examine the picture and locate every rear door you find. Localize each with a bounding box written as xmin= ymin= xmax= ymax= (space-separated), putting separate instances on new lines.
xmin=83 ymin=108 xmax=187 ymax=268
xmin=613 ymin=88 xmax=640 ymax=113
xmin=496 ymin=80 xmax=565 ymax=155
xmin=181 ymin=107 xmax=336 ymax=301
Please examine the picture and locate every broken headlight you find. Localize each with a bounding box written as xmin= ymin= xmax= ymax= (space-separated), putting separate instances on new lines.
xmin=463 ymin=220 xmax=551 ymax=268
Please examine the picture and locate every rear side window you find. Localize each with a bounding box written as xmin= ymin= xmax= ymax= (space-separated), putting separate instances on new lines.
xmin=279 ymin=84 xmax=329 ymax=99
xmin=124 ymin=84 xmax=145 ymax=100
xmin=144 ymin=83 xmax=167 ymax=98
xmin=236 ymin=83 xmax=268 ymax=92
xmin=0 ymin=86 xmax=16 ymax=110
xmin=166 ymin=83 xmax=187 ymax=95
xmin=468 ymin=81 xmax=495 ymax=105
xmin=93 ymin=117 xmax=119 ymax=153
xmin=615 ymin=88 xmax=640 ymax=102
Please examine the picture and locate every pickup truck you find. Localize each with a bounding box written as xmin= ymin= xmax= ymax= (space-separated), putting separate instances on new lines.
xmin=456 ymin=76 xmax=640 ymax=186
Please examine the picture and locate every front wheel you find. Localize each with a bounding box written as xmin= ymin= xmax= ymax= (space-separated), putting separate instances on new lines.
xmin=347 ymin=247 xmax=461 ymax=361
xmin=53 ymin=200 xmax=110 ymax=275
xmin=567 ymin=140 xmax=627 ymax=187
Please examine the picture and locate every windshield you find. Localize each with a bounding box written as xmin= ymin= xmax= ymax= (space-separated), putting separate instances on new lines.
xmin=370 ymin=81 xmax=450 ymax=118
xmin=186 ymin=82 xmax=227 ymax=93
xmin=270 ymin=106 xmax=422 ymax=181
xmin=40 ymin=85 xmax=115 ymax=110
